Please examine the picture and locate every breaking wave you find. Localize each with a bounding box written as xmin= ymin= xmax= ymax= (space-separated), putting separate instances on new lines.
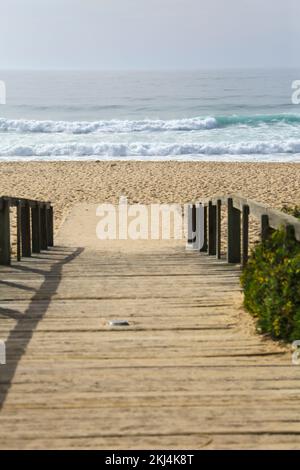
xmin=1 ymin=140 xmax=300 ymax=157
xmin=1 ymin=113 xmax=300 ymax=134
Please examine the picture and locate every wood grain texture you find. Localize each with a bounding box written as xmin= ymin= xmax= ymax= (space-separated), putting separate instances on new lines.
xmin=0 ymin=204 xmax=298 ymax=450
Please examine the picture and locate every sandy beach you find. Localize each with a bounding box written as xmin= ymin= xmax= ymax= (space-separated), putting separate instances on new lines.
xmin=0 ymin=161 xmax=299 ymax=234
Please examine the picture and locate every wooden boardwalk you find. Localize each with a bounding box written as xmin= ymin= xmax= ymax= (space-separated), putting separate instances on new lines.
xmin=0 ymin=203 xmax=299 ymax=450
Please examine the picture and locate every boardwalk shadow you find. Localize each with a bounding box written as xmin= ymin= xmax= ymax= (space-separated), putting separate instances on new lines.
xmin=0 ymin=246 xmax=84 ymax=409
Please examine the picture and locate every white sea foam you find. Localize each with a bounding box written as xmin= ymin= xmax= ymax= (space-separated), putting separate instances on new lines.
xmin=0 ymin=116 xmax=218 ymax=134
xmin=1 ymin=140 xmax=300 ymax=158
xmin=1 ymin=114 xmax=300 ymax=135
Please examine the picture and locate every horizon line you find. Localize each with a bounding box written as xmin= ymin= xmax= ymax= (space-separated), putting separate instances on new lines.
xmin=0 ymin=66 xmax=300 ymax=73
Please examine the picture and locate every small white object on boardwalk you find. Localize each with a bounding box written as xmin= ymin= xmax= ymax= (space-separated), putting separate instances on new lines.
xmin=0 ymin=203 xmax=298 ymax=450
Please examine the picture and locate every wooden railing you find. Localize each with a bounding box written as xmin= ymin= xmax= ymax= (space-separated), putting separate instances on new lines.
xmin=0 ymin=196 xmax=54 ymax=266
xmin=191 ymin=194 xmax=300 ymax=265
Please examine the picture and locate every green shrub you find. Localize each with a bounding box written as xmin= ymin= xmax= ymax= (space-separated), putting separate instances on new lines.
xmin=241 ymin=226 xmax=300 ymax=341
xmin=282 ymin=205 xmax=300 ymax=219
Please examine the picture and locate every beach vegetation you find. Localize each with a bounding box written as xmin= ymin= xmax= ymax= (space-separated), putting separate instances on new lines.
xmin=241 ymin=216 xmax=300 ymax=342
xmin=282 ymin=204 xmax=300 ymax=219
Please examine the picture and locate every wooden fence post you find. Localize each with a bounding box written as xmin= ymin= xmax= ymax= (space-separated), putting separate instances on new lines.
xmin=261 ymin=214 xmax=272 ymax=242
xmin=31 ymin=204 xmax=41 ymax=253
xmin=227 ymin=198 xmax=241 ymax=263
xmin=200 ymin=205 xmax=208 ymax=252
xmin=216 ymin=199 xmax=222 ymax=259
xmin=21 ymin=202 xmax=31 ymax=257
xmin=286 ymin=224 xmax=296 ymax=240
xmin=208 ymin=201 xmax=217 ymax=256
xmin=242 ymin=204 xmax=249 ymax=266
xmin=16 ymin=202 xmax=22 ymax=261
xmin=40 ymin=204 xmax=48 ymax=250
xmin=47 ymin=206 xmax=54 ymax=247
xmin=0 ymin=198 xmax=11 ymax=265
xmin=192 ymin=204 xmax=196 ymax=234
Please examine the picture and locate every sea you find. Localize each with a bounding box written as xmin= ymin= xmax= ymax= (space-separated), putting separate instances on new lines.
xmin=0 ymin=69 xmax=300 ymax=162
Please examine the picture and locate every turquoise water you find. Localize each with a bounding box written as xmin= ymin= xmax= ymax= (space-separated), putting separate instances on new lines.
xmin=0 ymin=69 xmax=300 ymax=161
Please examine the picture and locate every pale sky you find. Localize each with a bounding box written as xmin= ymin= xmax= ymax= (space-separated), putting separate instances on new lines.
xmin=0 ymin=0 xmax=299 ymax=70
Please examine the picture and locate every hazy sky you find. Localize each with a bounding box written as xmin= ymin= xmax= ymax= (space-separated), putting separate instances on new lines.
xmin=0 ymin=0 xmax=299 ymax=70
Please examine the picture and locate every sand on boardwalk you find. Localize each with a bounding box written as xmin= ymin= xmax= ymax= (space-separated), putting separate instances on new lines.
xmin=0 ymin=161 xmax=299 ymax=235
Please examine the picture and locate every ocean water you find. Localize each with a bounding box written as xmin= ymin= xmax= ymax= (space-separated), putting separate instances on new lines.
xmin=0 ymin=69 xmax=300 ymax=161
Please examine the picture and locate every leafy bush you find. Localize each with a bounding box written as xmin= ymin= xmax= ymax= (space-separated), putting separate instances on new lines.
xmin=282 ymin=205 xmax=300 ymax=219
xmin=241 ymin=225 xmax=300 ymax=341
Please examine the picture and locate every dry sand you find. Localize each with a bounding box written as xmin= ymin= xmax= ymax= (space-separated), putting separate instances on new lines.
xmin=0 ymin=161 xmax=299 ymax=235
